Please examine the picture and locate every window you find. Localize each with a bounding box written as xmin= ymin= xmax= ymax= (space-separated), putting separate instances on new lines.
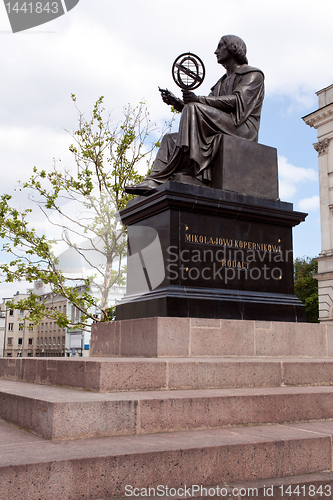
xmin=63 ymin=305 xmax=66 ymax=315
xmin=37 ymin=338 xmax=39 ymax=346
xmin=41 ymin=323 xmax=44 ymax=332
xmin=9 ymin=309 xmax=13 ymax=316
xmin=19 ymin=310 xmax=24 ymax=316
xmin=6 ymin=352 xmax=12 ymax=357
xmin=8 ymin=323 xmax=13 ymax=331
xmin=28 ymin=338 xmax=33 ymax=346
xmin=49 ymin=337 xmax=51 ymax=346
xmin=7 ymin=337 xmax=13 ymax=345
xmin=19 ymin=323 xmax=24 ymax=331
xmin=18 ymin=338 xmax=23 ymax=345
xmin=45 ymin=323 xmax=48 ymax=331
xmin=62 ymin=336 xmax=65 ymax=346
xmin=57 ymin=336 xmax=60 ymax=345
xmin=40 ymin=337 xmax=43 ymax=346
xmin=29 ymin=324 xmax=33 ymax=332
xmin=53 ymin=337 xmax=56 ymax=346
xmin=45 ymin=337 xmax=47 ymax=346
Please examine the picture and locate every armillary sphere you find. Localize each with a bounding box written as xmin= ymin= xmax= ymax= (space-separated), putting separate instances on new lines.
xmin=172 ymin=52 xmax=205 ymax=90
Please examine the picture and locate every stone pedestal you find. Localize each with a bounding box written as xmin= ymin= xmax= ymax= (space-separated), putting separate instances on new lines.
xmin=90 ymin=317 xmax=332 ymax=358
xmin=117 ymin=180 xmax=306 ymax=322
xmin=2 ymin=318 xmax=333 ymax=497
xmin=209 ymin=134 xmax=279 ymax=199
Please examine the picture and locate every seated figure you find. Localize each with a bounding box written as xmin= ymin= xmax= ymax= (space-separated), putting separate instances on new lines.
xmin=125 ymin=35 xmax=264 ymax=195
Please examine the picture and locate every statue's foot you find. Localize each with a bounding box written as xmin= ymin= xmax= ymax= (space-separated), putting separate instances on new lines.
xmin=124 ymin=179 xmax=159 ymax=195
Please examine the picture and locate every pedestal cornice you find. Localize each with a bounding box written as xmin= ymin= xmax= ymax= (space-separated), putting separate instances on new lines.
xmin=121 ymin=181 xmax=306 ymax=228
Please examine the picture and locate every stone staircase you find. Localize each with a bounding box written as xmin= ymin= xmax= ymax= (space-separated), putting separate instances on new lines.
xmin=1 ymin=318 xmax=333 ymax=499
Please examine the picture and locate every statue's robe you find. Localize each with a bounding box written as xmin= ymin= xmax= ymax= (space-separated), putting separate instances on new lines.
xmin=148 ymin=65 xmax=265 ymax=183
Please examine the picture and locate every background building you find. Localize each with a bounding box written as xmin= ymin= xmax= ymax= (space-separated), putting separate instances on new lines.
xmin=2 ymin=282 xmax=125 ymax=357
xmin=304 ymin=84 xmax=333 ymax=322
xmin=0 ymin=302 xmax=6 ymax=357
xmin=3 ymin=292 xmax=32 ymax=357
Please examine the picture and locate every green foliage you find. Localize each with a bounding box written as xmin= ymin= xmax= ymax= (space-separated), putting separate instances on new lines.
xmin=170 ymin=106 xmax=181 ymax=115
xmin=294 ymin=256 xmax=319 ymax=323
xmin=0 ymin=97 xmax=159 ymax=329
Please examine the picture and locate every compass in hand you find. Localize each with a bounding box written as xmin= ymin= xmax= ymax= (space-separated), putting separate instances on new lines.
xmin=172 ymin=52 xmax=205 ymax=90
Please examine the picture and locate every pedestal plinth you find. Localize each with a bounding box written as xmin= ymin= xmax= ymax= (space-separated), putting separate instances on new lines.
xmin=209 ymin=134 xmax=279 ymax=199
xmin=117 ymin=181 xmax=306 ymax=322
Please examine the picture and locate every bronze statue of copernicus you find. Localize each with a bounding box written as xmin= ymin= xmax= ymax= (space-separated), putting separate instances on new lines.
xmin=125 ymin=35 xmax=264 ymax=195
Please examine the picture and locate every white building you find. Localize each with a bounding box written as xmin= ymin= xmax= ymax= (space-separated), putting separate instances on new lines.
xmin=303 ymin=84 xmax=333 ymax=322
xmin=2 ymin=292 xmax=33 ymax=357
xmin=0 ymin=302 xmax=6 ymax=357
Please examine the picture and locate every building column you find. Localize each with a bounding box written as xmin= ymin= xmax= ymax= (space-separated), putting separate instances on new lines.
xmin=303 ymin=85 xmax=333 ymax=322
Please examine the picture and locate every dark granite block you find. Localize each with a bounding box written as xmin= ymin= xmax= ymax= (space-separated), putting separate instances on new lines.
xmin=209 ymin=135 xmax=279 ymax=200
xmin=117 ymin=182 xmax=306 ymax=322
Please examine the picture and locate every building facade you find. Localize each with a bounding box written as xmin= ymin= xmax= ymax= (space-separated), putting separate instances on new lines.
xmin=2 ymin=282 xmax=126 ymax=357
xmin=0 ymin=303 xmax=5 ymax=357
xmin=303 ymin=84 xmax=333 ymax=322
xmin=3 ymin=292 xmax=34 ymax=357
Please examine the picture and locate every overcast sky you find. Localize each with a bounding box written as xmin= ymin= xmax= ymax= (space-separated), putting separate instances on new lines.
xmin=0 ymin=0 xmax=331 ymax=297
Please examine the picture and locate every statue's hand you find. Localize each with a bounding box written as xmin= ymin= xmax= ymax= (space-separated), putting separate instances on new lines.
xmin=158 ymin=87 xmax=179 ymax=106
xmin=182 ymin=90 xmax=199 ymax=104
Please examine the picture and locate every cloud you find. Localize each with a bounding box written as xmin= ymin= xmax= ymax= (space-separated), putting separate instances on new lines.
xmin=72 ymin=0 xmax=333 ymax=105
xmin=298 ymin=195 xmax=320 ymax=212
xmin=278 ymin=156 xmax=317 ymax=200
xmin=0 ymin=0 xmax=331 ymax=294
xmin=0 ymin=280 xmax=31 ymax=299
xmin=1 ymin=0 xmax=333 ymax=128
xmin=0 ymin=125 xmax=73 ymax=203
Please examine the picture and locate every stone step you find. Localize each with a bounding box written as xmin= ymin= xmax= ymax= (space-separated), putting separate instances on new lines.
xmin=2 ymin=357 xmax=333 ymax=392
xmin=2 ymin=379 xmax=333 ymax=440
xmin=1 ymin=419 xmax=333 ymax=500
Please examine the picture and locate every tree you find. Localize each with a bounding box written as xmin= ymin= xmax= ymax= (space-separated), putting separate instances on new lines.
xmin=0 ymin=96 xmax=161 ymax=330
xmin=294 ymin=256 xmax=319 ymax=323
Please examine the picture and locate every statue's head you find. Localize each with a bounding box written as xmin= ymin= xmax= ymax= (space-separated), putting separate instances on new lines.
xmin=220 ymin=35 xmax=248 ymax=65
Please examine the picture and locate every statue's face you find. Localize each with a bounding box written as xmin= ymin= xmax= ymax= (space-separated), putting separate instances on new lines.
xmin=214 ymin=38 xmax=230 ymax=64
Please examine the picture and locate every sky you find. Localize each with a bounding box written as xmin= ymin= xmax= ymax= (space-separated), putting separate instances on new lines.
xmin=0 ymin=0 xmax=331 ymax=297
